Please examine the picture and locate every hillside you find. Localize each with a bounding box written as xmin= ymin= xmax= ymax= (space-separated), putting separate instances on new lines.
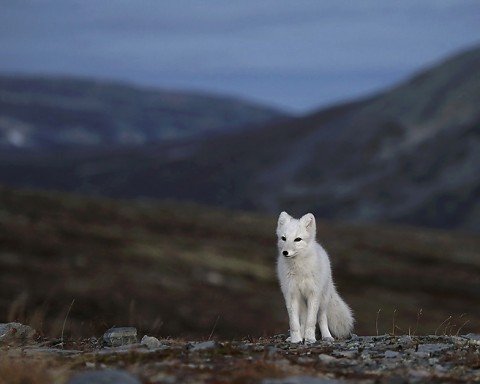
xmin=0 ymin=45 xmax=479 ymax=231
xmin=0 ymin=75 xmax=286 ymax=149
xmin=1 ymin=186 xmax=479 ymax=340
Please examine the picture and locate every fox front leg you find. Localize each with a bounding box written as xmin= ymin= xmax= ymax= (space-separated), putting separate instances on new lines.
xmin=304 ymin=296 xmax=321 ymax=343
xmin=285 ymin=296 xmax=302 ymax=343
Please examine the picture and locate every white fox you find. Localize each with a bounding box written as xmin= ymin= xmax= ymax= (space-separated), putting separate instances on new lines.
xmin=276 ymin=211 xmax=354 ymax=343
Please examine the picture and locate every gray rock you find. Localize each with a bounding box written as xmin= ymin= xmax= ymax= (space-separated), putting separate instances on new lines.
xmin=0 ymin=322 xmax=37 ymax=345
xmin=68 ymin=369 xmax=141 ymax=384
xmin=22 ymin=347 xmax=81 ymax=356
xmin=318 ymin=354 xmax=337 ymax=364
xmin=186 ymin=340 xmax=217 ymax=351
xmin=141 ymin=335 xmax=162 ymax=349
xmin=398 ymin=335 xmax=413 ymax=344
xmin=188 ymin=340 xmax=217 ymax=351
xmin=413 ymin=351 xmax=431 ymax=359
xmin=101 ymin=327 xmax=137 ymax=347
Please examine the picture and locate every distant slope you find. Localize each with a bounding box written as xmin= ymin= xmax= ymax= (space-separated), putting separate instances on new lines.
xmin=244 ymin=44 xmax=480 ymax=229
xmin=0 ymin=45 xmax=479 ymax=230
xmin=0 ymin=186 xmax=479 ymax=338
xmin=0 ymin=75 xmax=286 ymax=149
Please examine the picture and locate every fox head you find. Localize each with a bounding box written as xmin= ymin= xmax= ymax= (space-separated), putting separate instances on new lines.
xmin=276 ymin=211 xmax=316 ymax=258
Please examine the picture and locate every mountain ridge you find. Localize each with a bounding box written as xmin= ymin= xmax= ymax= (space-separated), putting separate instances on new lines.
xmin=0 ymin=45 xmax=479 ymax=230
xmin=0 ymin=74 xmax=287 ymax=149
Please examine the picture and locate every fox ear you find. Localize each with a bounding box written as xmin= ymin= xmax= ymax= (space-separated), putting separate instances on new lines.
xmin=300 ymin=213 xmax=316 ymax=234
xmin=277 ymin=211 xmax=291 ymax=228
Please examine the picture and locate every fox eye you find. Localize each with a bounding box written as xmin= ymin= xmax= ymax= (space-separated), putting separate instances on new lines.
xmin=294 ymin=237 xmax=302 ymax=242
xmin=281 ymin=236 xmax=286 ymax=241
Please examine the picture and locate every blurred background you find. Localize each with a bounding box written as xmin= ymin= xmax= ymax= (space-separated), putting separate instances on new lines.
xmin=0 ymin=1 xmax=479 ymax=340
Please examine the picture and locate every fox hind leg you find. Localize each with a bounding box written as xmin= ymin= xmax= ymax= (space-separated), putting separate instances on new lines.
xmin=318 ymin=309 xmax=333 ymax=341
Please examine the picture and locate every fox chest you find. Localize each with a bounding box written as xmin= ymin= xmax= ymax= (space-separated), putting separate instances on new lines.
xmin=281 ymin=262 xmax=320 ymax=298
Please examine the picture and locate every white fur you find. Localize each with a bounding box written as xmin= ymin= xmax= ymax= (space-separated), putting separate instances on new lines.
xmin=276 ymin=211 xmax=354 ymax=343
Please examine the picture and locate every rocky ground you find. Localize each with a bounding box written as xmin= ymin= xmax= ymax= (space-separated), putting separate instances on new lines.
xmin=1 ymin=323 xmax=479 ymax=383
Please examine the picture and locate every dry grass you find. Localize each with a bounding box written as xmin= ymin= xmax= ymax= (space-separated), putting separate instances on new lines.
xmin=0 ymin=357 xmax=67 ymax=384
xmin=0 ymin=185 xmax=479 ymax=340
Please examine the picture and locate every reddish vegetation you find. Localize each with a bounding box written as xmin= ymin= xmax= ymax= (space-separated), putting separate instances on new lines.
xmin=0 ymin=186 xmax=479 ymax=341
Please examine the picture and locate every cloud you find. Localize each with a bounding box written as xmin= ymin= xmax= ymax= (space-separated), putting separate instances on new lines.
xmin=0 ymin=0 xmax=479 ymax=111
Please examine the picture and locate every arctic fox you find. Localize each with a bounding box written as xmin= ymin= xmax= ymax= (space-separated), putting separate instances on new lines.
xmin=276 ymin=211 xmax=354 ymax=343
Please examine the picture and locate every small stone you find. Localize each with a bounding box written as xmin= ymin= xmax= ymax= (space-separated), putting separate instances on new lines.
xmin=349 ymin=334 xmax=360 ymax=340
xmin=273 ymin=334 xmax=288 ymax=342
xmin=463 ymin=333 xmax=480 ymax=345
xmin=186 ymin=340 xmax=216 ymax=351
xmin=335 ymin=350 xmax=356 ymax=359
xmin=266 ymin=346 xmax=280 ymax=357
xmin=318 ymin=354 xmax=337 ymax=364
xmin=0 ymin=322 xmax=37 ymax=345
xmin=150 ymin=372 xmax=177 ymax=384
xmin=360 ymin=351 xmax=373 ymax=363
xmin=101 ymin=327 xmax=137 ymax=347
xmin=384 ymin=350 xmax=400 ymax=358
xmin=413 ymin=351 xmax=430 ymax=359
xmin=141 ymin=335 xmax=162 ymax=349
xmin=398 ymin=335 xmax=413 ymax=344
xmin=68 ymin=369 xmax=141 ymax=384
xmin=428 ymin=357 xmax=439 ymax=365
xmin=417 ymin=343 xmax=451 ymax=355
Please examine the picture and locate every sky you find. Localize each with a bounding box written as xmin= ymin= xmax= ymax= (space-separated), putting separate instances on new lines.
xmin=1 ymin=1 xmax=479 ymax=113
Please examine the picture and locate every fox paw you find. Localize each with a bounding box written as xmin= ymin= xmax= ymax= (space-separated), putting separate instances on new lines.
xmin=304 ymin=329 xmax=316 ymax=344
xmin=286 ymin=334 xmax=302 ymax=343
xmin=322 ymin=336 xmax=334 ymax=342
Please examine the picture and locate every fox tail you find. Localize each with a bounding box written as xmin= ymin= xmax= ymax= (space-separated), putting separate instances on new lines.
xmin=326 ymin=290 xmax=354 ymax=338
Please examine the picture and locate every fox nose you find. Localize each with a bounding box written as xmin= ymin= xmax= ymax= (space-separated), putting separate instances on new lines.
xmin=282 ymin=251 xmax=289 ymax=256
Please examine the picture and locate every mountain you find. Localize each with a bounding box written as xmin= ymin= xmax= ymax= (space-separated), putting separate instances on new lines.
xmin=0 ymin=75 xmax=286 ymax=149
xmin=0 ymin=45 xmax=479 ymax=230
